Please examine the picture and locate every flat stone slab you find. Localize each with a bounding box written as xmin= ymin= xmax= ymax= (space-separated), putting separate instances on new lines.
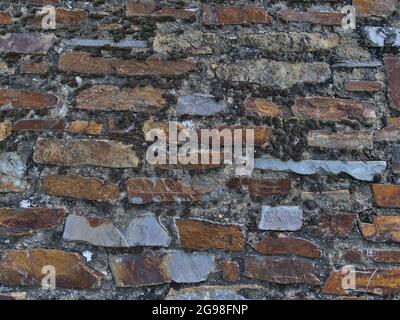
xmin=176 ymin=94 xmax=226 ymax=116
xmin=364 ymin=27 xmax=400 ymax=47
xmin=259 ymin=206 xmax=303 ymax=231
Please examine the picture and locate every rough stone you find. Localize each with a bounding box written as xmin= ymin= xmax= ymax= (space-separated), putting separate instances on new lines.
xmin=226 ymin=177 xmax=292 ymax=196
xmin=0 ymin=153 xmax=27 ymax=193
xmin=176 ymin=94 xmax=226 ymax=115
xmin=259 ymin=206 xmax=303 ymax=231
xmin=308 ymin=130 xmax=374 ymax=150
xmin=0 ymin=89 xmax=59 ymax=109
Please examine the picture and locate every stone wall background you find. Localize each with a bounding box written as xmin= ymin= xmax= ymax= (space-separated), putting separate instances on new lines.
xmin=0 ymin=0 xmax=400 ymax=300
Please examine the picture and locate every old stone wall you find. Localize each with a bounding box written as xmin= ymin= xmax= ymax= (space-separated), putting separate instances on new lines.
xmin=0 ymin=0 xmax=400 ymax=300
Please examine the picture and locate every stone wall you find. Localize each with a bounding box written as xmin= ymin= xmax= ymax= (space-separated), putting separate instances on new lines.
xmin=0 ymin=0 xmax=399 ymax=300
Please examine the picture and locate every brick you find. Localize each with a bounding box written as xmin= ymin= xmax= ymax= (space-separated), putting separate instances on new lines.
xmin=244 ymin=97 xmax=292 ymax=118
xmin=202 ymin=5 xmax=271 ymax=25
xmin=345 ymin=249 xmax=400 ymax=264
xmin=176 ymin=219 xmax=246 ymax=251
xmin=259 ymin=206 xmax=303 ymax=231
xmin=0 ymin=120 xmax=12 ymax=141
xmin=359 ymin=216 xmax=400 ymax=242
xmin=212 ymin=126 xmax=273 ymax=146
xmin=58 ymin=52 xmax=196 ymax=76
xmin=277 ymin=9 xmax=345 ymax=26
xmin=216 ymin=60 xmax=330 ymax=89
xmin=13 ymin=119 xmax=64 ymax=131
xmin=0 ymin=89 xmax=59 ymax=109
xmin=372 ymin=184 xmax=400 ymax=208
xmin=0 ymin=33 xmax=55 ymax=54
xmin=127 ymin=0 xmax=196 ymax=20
xmin=310 ymin=213 xmax=358 ymax=237
xmin=308 ymin=130 xmax=374 ymax=150
xmin=292 ymin=97 xmax=376 ymax=124
xmin=244 ymin=256 xmax=320 ymax=285
xmin=0 ymin=153 xmax=27 ymax=193
xmin=33 ymin=138 xmax=139 ymax=168
xmin=385 ymin=57 xmax=400 ymax=111
xmin=0 ymin=208 xmax=66 ymax=237
xmin=29 ymin=8 xmax=88 ymax=29
xmin=220 ymin=261 xmax=240 ymax=282
xmin=0 ymin=249 xmax=103 ymax=289
xmin=66 ymin=120 xmax=103 ymax=135
xmin=251 ymin=235 xmax=322 ymax=258
xmin=20 ymin=61 xmax=49 ymax=75
xmin=44 ymin=174 xmax=119 ymax=202
xmin=323 ymin=268 xmax=400 ymax=296
xmin=354 ymin=0 xmax=397 ymax=18
xmin=0 ymin=12 xmax=12 ymax=25
xmin=126 ymin=178 xmax=204 ymax=204
xmin=345 ymin=80 xmax=385 ymax=92
xmin=226 ymin=177 xmax=291 ymax=197
xmin=375 ymin=118 xmax=400 ymax=142
xmin=76 ymin=85 xmax=165 ymax=112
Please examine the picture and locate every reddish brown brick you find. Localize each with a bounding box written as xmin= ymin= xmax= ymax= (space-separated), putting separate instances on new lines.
xmin=13 ymin=119 xmax=64 ymax=131
xmin=310 ymin=213 xmax=358 ymax=237
xmin=20 ymin=61 xmax=49 ymax=75
xmin=127 ymin=0 xmax=195 ymax=20
xmin=244 ymin=97 xmax=292 ymax=118
xmin=359 ymin=216 xmax=400 ymax=242
xmin=375 ymin=118 xmax=400 ymax=142
xmin=58 ymin=52 xmax=196 ymax=76
xmin=0 ymin=89 xmax=59 ymax=109
xmin=44 ymin=174 xmax=119 ymax=202
xmin=220 ymin=260 xmax=240 ymax=282
xmin=354 ymin=0 xmax=397 ymax=18
xmin=0 ymin=208 xmax=66 ymax=237
xmin=176 ymin=219 xmax=246 ymax=251
xmin=345 ymin=249 xmax=400 ymax=264
xmin=226 ymin=177 xmax=291 ymax=197
xmin=0 ymin=12 xmax=12 ymax=25
xmin=385 ymin=57 xmax=400 ymax=111
xmin=29 ymin=8 xmax=87 ymax=28
xmin=203 ymin=5 xmax=271 ymax=25
xmin=277 ymin=9 xmax=345 ymax=26
xmin=345 ymin=80 xmax=385 ymax=92
xmin=372 ymin=184 xmax=400 ymax=208
xmin=66 ymin=120 xmax=103 ymax=135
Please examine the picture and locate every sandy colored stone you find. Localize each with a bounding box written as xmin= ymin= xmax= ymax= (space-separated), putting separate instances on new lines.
xmin=277 ymin=9 xmax=345 ymax=25
xmin=33 ymin=138 xmax=139 ymax=168
xmin=0 ymin=249 xmax=103 ymax=289
xmin=44 ymin=174 xmax=119 ymax=202
xmin=0 ymin=12 xmax=12 ymax=25
xmin=0 ymin=292 xmax=27 ymax=300
xmin=176 ymin=219 xmax=245 ymax=251
xmin=308 ymin=130 xmax=374 ymax=150
xmin=359 ymin=216 xmax=400 ymax=242
xmin=0 ymin=208 xmax=66 ymax=237
xmin=0 ymin=120 xmax=12 ymax=141
xmin=67 ymin=120 xmax=103 ymax=135
xmin=0 ymin=89 xmax=59 ymax=109
xmin=372 ymin=184 xmax=400 ymax=208
xmin=13 ymin=119 xmax=64 ymax=131
xmin=244 ymin=97 xmax=292 ymax=118
xmin=354 ymin=0 xmax=397 ymax=18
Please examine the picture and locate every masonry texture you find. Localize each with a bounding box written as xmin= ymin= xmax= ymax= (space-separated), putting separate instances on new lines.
xmin=0 ymin=0 xmax=400 ymax=301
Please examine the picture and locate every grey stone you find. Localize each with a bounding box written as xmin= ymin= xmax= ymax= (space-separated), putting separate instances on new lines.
xmin=165 ymin=251 xmax=213 ymax=283
xmin=124 ymin=214 xmax=171 ymax=247
xmin=166 ymin=289 xmax=246 ymax=300
xmin=0 ymin=152 xmax=27 ymax=193
xmin=332 ymin=60 xmax=382 ymax=68
xmin=63 ymin=39 xmax=148 ymax=48
xmin=364 ymin=27 xmax=400 ymax=47
xmin=0 ymin=33 xmax=56 ymax=54
xmin=216 ymin=60 xmax=331 ymax=89
xmin=259 ymin=206 xmax=303 ymax=231
xmin=255 ymin=159 xmax=386 ymax=182
xmin=176 ymin=94 xmax=226 ymax=115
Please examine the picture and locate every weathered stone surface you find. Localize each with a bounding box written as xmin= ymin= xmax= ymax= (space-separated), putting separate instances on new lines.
xmin=63 ymin=39 xmax=148 ymax=49
xmin=33 ymin=138 xmax=139 ymax=168
xmin=29 ymin=8 xmax=87 ymax=29
xmin=0 ymin=153 xmax=27 ymax=193
xmin=345 ymin=80 xmax=384 ymax=92
xmin=239 ymin=32 xmax=339 ymax=53
xmin=251 ymin=235 xmax=322 ymax=258
xmin=372 ymin=184 xmax=400 ymax=208
xmin=301 ymin=190 xmax=352 ymax=209
xmin=0 ymin=33 xmax=55 ymax=54
xmin=176 ymin=94 xmax=226 ymax=115
xmin=44 ymin=174 xmax=119 ymax=202
xmin=254 ymin=159 xmax=386 ymax=182
xmin=365 ymin=27 xmax=400 ymax=47
xmin=150 ymin=150 xmax=223 ymax=170
xmin=308 ymin=130 xmax=374 ymax=150
xmin=375 ymin=118 xmax=400 ymax=142
xmin=0 ymin=292 xmax=26 ymax=300
xmin=211 ymin=126 xmax=272 ymax=146
xmin=127 ymin=0 xmax=196 ymax=20
xmin=0 ymin=121 xmax=12 ymax=141
xmin=76 ymin=85 xmax=165 ymax=113
xmin=226 ymin=177 xmax=291 ymax=196
xmin=385 ymin=57 xmax=400 ymax=110
xmin=354 ymin=0 xmax=397 ymax=18
xmin=292 ymin=97 xmax=376 ymax=124
xmin=323 ymin=268 xmax=400 ymax=295
xmin=360 ymin=216 xmax=400 ymax=242
xmin=176 ymin=219 xmax=245 ymax=251
xmin=333 ymin=60 xmax=383 ymax=68
xmin=64 ymin=213 xmax=170 ymax=247
xmin=310 ymin=213 xmax=358 ymax=237
xmin=165 ymin=251 xmax=213 ymax=283
xmin=20 ymin=61 xmax=49 ymax=74
xmin=109 ymin=253 xmax=170 ymax=287
xmin=345 ymin=249 xmax=400 ymax=264
xmin=59 ymin=52 xmax=196 ymax=76
xmin=0 ymin=249 xmax=103 ymax=289
xmin=0 ymin=89 xmax=59 ymax=109
xmin=259 ymin=206 xmax=303 ymax=231
xmin=0 ymin=208 xmax=66 ymax=237
xmin=124 ymin=214 xmax=171 ymax=247
xmin=221 ymin=261 xmax=240 ymax=281
xmin=244 ymin=97 xmax=292 ymax=118
xmin=66 ymin=120 xmax=102 ymax=135
xmin=277 ymin=9 xmax=345 ymax=26
xmin=26 ymin=0 xmax=59 ymax=5
xmin=244 ymin=256 xmax=320 ymax=285
xmin=63 ymin=215 xmax=126 ymax=247
xmin=0 ymin=12 xmax=12 ymax=25
xmin=393 ymin=145 xmax=400 ymax=173
xmin=203 ymin=5 xmax=270 ymax=25
xmin=166 ymin=285 xmax=261 ymax=300
xmin=109 ymin=251 xmax=212 ymax=287
xmin=216 ymin=60 xmax=330 ymax=89
xmin=13 ymin=119 xmax=64 ymax=131
xmin=127 ymin=178 xmax=204 ymax=204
